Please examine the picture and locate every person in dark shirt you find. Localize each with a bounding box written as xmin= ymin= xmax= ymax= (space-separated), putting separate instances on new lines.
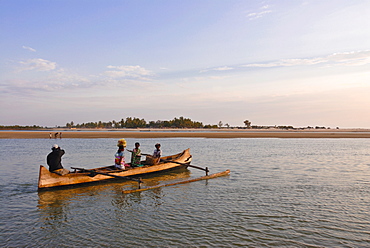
xmin=47 ymin=144 xmax=69 ymax=175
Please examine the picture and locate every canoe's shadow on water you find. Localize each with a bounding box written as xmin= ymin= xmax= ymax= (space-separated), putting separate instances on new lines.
xmin=37 ymin=167 xmax=192 ymax=209
xmin=113 ymin=169 xmax=195 ymax=209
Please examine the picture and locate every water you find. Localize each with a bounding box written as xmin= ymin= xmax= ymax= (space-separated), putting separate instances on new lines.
xmin=1 ymin=138 xmax=370 ymax=247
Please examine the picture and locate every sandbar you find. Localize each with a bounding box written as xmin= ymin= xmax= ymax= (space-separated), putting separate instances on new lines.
xmin=1 ymin=129 xmax=370 ymax=139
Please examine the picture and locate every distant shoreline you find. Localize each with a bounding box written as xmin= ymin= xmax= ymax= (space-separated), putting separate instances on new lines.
xmin=1 ymin=129 xmax=370 ymax=139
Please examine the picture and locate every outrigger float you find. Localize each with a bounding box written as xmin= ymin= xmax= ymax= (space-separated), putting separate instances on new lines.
xmin=122 ymin=169 xmax=230 ymax=194
xmin=38 ymin=148 xmax=230 ymax=191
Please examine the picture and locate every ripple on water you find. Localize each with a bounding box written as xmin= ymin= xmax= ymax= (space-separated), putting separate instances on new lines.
xmin=2 ymin=138 xmax=370 ymax=247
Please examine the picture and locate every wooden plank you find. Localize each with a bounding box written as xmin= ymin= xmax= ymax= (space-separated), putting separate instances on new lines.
xmin=122 ymin=169 xmax=230 ymax=194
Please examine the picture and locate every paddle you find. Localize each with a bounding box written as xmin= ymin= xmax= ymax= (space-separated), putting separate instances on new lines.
xmin=141 ymin=153 xmax=209 ymax=175
xmin=160 ymin=158 xmax=209 ymax=176
xmin=71 ymin=167 xmax=143 ymax=188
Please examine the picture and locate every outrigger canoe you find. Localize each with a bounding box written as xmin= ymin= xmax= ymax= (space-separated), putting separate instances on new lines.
xmin=38 ymin=148 xmax=192 ymax=189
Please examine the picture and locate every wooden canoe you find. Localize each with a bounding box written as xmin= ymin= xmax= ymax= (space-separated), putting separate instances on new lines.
xmin=38 ymin=148 xmax=192 ymax=189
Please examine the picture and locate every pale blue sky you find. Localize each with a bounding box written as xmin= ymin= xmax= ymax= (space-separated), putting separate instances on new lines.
xmin=1 ymin=0 xmax=370 ymax=128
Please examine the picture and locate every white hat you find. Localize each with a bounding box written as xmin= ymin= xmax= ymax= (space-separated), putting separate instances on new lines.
xmin=53 ymin=144 xmax=59 ymax=149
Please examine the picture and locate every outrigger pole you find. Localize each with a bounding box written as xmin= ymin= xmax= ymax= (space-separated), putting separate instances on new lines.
xmin=122 ymin=170 xmax=230 ymax=194
xmin=141 ymin=153 xmax=209 ymax=176
xmin=159 ymin=158 xmax=209 ymax=176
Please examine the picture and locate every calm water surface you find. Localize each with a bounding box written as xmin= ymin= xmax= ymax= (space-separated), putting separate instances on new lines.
xmin=1 ymin=138 xmax=370 ymax=247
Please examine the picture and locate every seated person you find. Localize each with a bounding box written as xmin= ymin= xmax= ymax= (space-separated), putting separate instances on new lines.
xmin=47 ymin=144 xmax=69 ymax=175
xmin=152 ymin=143 xmax=162 ymax=164
xmin=128 ymin=142 xmax=142 ymax=167
xmin=144 ymin=143 xmax=162 ymax=165
xmin=115 ymin=145 xmax=127 ymax=170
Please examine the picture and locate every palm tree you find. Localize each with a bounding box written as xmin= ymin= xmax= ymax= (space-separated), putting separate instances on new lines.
xmin=244 ymin=120 xmax=251 ymax=128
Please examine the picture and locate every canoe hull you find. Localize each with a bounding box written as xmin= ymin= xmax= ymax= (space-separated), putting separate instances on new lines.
xmin=38 ymin=148 xmax=192 ymax=189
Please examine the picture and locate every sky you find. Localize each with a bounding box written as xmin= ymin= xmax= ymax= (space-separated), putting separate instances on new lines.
xmin=1 ymin=0 xmax=370 ymax=128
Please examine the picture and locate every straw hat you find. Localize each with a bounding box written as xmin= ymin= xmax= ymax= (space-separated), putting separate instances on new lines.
xmin=117 ymin=138 xmax=127 ymax=147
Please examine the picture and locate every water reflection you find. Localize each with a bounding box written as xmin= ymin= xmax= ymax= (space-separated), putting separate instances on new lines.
xmin=113 ymin=169 xmax=192 ymax=209
xmin=38 ymin=190 xmax=69 ymax=225
xmin=37 ymin=168 xmax=193 ymax=225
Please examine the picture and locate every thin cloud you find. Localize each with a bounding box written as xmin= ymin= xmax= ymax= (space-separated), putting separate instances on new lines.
xmin=22 ymin=46 xmax=36 ymax=52
xmin=2 ymin=70 xmax=93 ymax=96
xmin=326 ymin=51 xmax=370 ymax=66
xmin=247 ymin=4 xmax=273 ymax=20
xmin=19 ymin=58 xmax=57 ymax=71
xmin=104 ymin=65 xmax=152 ymax=79
xmin=200 ymin=66 xmax=234 ymax=73
xmin=214 ymin=66 xmax=234 ymax=71
xmin=242 ymin=50 xmax=370 ymax=68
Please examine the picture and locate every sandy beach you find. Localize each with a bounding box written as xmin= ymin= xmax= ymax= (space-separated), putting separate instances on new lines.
xmin=1 ymin=129 xmax=370 ymax=139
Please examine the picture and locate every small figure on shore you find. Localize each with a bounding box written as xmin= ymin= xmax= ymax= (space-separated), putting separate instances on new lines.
xmin=115 ymin=139 xmax=128 ymax=170
xmin=59 ymin=132 xmax=62 ymax=139
xmin=47 ymin=144 xmax=69 ymax=175
xmin=54 ymin=132 xmax=59 ymax=139
xmin=128 ymin=142 xmax=142 ymax=167
xmin=49 ymin=133 xmax=52 ymax=139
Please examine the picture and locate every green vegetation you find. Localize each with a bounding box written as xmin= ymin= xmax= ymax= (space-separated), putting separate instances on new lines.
xmin=0 ymin=125 xmax=44 ymax=130
xmin=0 ymin=117 xmax=335 ymax=130
xmin=66 ymin=116 xmax=205 ymax=129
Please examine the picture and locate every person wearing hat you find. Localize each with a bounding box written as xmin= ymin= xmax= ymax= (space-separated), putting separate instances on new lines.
xmin=115 ymin=139 xmax=128 ymax=170
xmin=47 ymin=144 xmax=69 ymax=175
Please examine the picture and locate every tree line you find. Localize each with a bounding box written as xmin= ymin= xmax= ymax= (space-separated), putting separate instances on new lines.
xmin=1 ymin=118 xmax=335 ymax=130
xmin=0 ymin=125 xmax=44 ymax=130
xmin=66 ymin=116 xmax=219 ymax=129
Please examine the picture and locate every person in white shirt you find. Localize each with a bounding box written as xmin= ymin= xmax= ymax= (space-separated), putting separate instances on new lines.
xmin=152 ymin=143 xmax=162 ymax=164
